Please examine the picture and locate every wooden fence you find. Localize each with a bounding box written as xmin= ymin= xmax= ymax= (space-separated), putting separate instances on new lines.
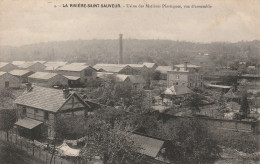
xmin=0 ymin=131 xmax=100 ymax=164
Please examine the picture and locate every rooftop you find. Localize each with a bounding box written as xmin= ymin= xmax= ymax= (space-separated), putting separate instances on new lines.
xmin=15 ymin=86 xmax=84 ymax=112
xmin=29 ymin=72 xmax=58 ymax=80
xmin=44 ymin=61 xmax=68 ymax=67
xmin=132 ymin=133 xmax=165 ymax=158
xmin=143 ymin=62 xmax=157 ymax=69
xmin=174 ymin=64 xmax=200 ymax=68
xmin=93 ymin=64 xmax=127 ymax=73
xmin=18 ymin=62 xmax=38 ymax=69
xmin=9 ymin=69 xmax=32 ymax=76
xmin=0 ymin=62 xmax=9 ymax=68
xmin=58 ymin=64 xmax=92 ymax=72
xmin=163 ymin=85 xmax=192 ymax=96
xmin=0 ymin=71 xmax=7 ymax=76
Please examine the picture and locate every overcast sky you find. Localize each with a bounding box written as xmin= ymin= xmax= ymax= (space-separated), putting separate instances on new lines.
xmin=0 ymin=0 xmax=259 ymax=46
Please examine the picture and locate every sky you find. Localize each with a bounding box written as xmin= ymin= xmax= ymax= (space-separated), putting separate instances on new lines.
xmin=0 ymin=0 xmax=259 ymax=46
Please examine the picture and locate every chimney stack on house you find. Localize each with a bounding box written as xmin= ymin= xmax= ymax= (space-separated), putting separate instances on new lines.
xmin=118 ymin=34 xmax=123 ymax=64
xmin=62 ymin=89 xmax=70 ymax=99
xmin=25 ymin=83 xmax=32 ymax=92
xmin=184 ymin=61 xmax=188 ymax=71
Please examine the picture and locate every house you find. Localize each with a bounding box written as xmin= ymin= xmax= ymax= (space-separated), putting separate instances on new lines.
xmin=44 ymin=61 xmax=68 ymax=72
xmin=14 ymin=84 xmax=91 ymax=139
xmin=155 ymin=66 xmax=172 ymax=80
xmin=162 ymin=85 xmax=193 ymax=106
xmin=18 ymin=62 xmax=46 ymax=72
xmin=0 ymin=62 xmax=18 ymax=72
xmin=57 ymin=64 xmax=97 ymax=84
xmin=93 ymin=64 xmax=138 ymax=75
xmin=127 ymin=64 xmax=151 ymax=84
xmin=167 ymin=62 xmax=203 ymax=89
xmin=115 ymin=74 xmax=146 ymax=90
xmin=0 ymin=72 xmax=21 ymax=89
xmin=28 ymin=72 xmax=69 ymax=87
xmin=9 ymin=69 xmax=34 ymax=83
xmin=132 ymin=133 xmax=170 ymax=163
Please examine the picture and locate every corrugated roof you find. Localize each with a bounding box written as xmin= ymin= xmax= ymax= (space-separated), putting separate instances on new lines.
xmin=163 ymin=85 xmax=192 ymax=96
xmin=9 ymin=69 xmax=32 ymax=76
xmin=132 ymin=134 xmax=164 ymax=158
xmin=15 ymin=117 xmax=43 ymax=129
xmin=15 ymin=86 xmax=72 ymax=112
xmin=58 ymin=64 xmax=90 ymax=72
xmin=29 ymin=72 xmax=58 ymax=80
xmin=155 ymin=66 xmax=172 ymax=74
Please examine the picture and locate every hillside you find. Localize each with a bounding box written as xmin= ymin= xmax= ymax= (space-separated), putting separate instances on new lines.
xmin=0 ymin=40 xmax=259 ymax=67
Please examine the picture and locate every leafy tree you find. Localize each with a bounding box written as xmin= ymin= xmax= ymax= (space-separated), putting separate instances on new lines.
xmin=0 ymin=109 xmax=16 ymax=141
xmin=240 ymin=92 xmax=250 ymax=118
xmin=163 ymin=118 xmax=221 ymax=163
xmin=81 ymin=118 xmax=143 ymax=164
xmin=183 ymin=93 xmax=204 ymax=115
xmin=0 ymin=89 xmax=15 ymax=109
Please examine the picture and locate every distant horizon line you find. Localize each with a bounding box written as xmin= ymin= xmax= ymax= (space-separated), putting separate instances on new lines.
xmin=1 ymin=38 xmax=259 ymax=48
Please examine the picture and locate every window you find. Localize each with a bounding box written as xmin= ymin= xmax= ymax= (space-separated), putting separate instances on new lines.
xmin=44 ymin=112 xmax=49 ymax=120
xmin=35 ymin=109 xmax=39 ymax=113
xmin=5 ymin=81 xmax=9 ymax=88
xmin=22 ymin=107 xmax=26 ymax=115
xmin=176 ymin=82 xmax=178 ymax=85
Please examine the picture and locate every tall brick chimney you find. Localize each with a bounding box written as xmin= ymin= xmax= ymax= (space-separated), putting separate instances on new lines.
xmin=118 ymin=34 xmax=123 ymax=64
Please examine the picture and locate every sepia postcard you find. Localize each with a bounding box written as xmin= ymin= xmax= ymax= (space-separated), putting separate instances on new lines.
xmin=0 ymin=0 xmax=259 ymax=163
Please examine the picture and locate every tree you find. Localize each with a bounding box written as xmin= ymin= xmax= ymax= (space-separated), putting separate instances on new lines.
xmin=240 ymin=92 xmax=250 ymax=118
xmin=81 ymin=118 xmax=143 ymax=164
xmin=0 ymin=89 xmax=15 ymax=109
xmin=162 ymin=118 xmax=221 ymax=163
xmin=184 ymin=93 xmax=204 ymax=115
xmin=0 ymin=109 xmax=16 ymax=141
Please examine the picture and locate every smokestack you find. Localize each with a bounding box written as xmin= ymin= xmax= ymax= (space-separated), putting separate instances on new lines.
xmin=184 ymin=61 xmax=188 ymax=71
xmin=25 ymin=83 xmax=32 ymax=92
xmin=119 ymin=34 xmax=123 ymax=64
xmin=62 ymin=89 xmax=70 ymax=99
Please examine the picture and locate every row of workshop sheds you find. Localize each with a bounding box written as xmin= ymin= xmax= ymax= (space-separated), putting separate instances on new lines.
xmin=0 ymin=61 xmax=158 ymax=89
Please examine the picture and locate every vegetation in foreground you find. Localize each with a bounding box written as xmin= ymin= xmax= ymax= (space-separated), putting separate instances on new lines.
xmin=0 ymin=140 xmax=44 ymax=164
